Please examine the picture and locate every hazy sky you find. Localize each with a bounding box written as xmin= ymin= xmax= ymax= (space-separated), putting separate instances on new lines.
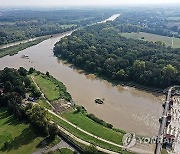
xmin=0 ymin=0 xmax=180 ymax=7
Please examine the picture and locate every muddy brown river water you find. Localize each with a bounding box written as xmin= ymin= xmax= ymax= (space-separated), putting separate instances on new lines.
xmin=0 ymin=17 xmax=164 ymax=136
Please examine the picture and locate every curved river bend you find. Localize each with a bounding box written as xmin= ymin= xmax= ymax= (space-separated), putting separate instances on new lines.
xmin=0 ymin=27 xmax=163 ymax=137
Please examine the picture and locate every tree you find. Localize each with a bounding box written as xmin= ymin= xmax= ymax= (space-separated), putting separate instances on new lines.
xmin=18 ymin=67 xmax=27 ymax=76
xmin=24 ymin=77 xmax=31 ymax=88
xmin=48 ymin=123 xmax=58 ymax=138
xmin=46 ymin=71 xmax=50 ymax=77
xmin=37 ymin=71 xmax=40 ymax=75
xmin=28 ymin=67 xmax=35 ymax=74
xmin=27 ymin=105 xmax=49 ymax=135
xmin=4 ymin=81 xmax=13 ymax=92
xmin=155 ymin=41 xmax=166 ymax=47
xmin=116 ymin=69 xmax=126 ymax=79
xmin=83 ymin=145 xmax=98 ymax=154
xmin=162 ymin=64 xmax=177 ymax=85
xmin=31 ymin=86 xmax=41 ymax=98
xmin=133 ymin=60 xmax=146 ymax=73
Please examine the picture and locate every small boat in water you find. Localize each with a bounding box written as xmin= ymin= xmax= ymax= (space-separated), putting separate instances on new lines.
xmin=21 ymin=55 xmax=29 ymax=59
xmin=95 ymin=98 xmax=104 ymax=104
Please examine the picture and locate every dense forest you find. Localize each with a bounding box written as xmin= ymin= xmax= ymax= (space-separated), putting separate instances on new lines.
xmin=54 ymin=23 xmax=180 ymax=88
xmin=0 ymin=9 xmax=114 ymax=45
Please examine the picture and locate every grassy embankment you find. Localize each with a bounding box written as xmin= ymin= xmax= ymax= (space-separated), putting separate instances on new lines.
xmin=0 ymin=107 xmax=43 ymax=154
xmin=62 ymin=110 xmax=124 ymax=145
xmin=0 ymin=37 xmax=49 ymax=58
xmin=32 ymin=72 xmax=71 ymax=102
xmin=121 ymin=32 xmax=180 ymax=48
xmin=50 ymin=113 xmax=125 ymax=153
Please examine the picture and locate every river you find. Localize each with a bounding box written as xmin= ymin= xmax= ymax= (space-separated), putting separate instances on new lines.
xmin=0 ymin=15 xmax=163 ymax=136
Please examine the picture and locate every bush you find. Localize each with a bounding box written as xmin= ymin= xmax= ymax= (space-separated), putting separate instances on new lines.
xmin=83 ymin=144 xmax=99 ymax=154
xmin=46 ymin=71 xmax=50 ymax=77
xmin=28 ymin=67 xmax=35 ymax=74
xmin=112 ymin=128 xmax=126 ymax=134
xmin=87 ymin=114 xmax=113 ymax=129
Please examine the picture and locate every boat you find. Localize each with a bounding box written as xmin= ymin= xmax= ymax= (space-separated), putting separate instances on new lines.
xmin=21 ymin=55 xmax=29 ymax=58
xmin=95 ymin=98 xmax=104 ymax=104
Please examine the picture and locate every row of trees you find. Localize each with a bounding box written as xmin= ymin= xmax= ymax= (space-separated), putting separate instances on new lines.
xmin=54 ymin=23 xmax=180 ymax=88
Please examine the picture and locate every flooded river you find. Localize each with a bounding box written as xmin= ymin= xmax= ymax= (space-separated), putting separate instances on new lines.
xmin=0 ymin=16 xmax=163 ymax=136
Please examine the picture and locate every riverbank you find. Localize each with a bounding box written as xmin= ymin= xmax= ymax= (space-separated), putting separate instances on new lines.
xmin=0 ymin=36 xmax=50 ymax=58
xmin=58 ymin=58 xmax=164 ymax=94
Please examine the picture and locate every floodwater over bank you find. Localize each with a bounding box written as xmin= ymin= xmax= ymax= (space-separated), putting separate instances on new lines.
xmin=0 ymin=15 xmax=163 ymax=136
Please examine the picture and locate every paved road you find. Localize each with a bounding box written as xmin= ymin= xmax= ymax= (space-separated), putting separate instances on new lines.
xmin=33 ymin=139 xmax=76 ymax=154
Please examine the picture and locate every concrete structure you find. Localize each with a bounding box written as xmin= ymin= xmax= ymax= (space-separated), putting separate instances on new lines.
xmin=155 ymin=86 xmax=180 ymax=154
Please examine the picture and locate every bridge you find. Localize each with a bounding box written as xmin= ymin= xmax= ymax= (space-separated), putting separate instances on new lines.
xmin=155 ymin=86 xmax=180 ymax=154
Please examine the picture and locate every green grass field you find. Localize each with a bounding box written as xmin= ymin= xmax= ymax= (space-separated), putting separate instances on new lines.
xmin=59 ymin=148 xmax=74 ymax=154
xmin=33 ymin=74 xmax=60 ymax=101
xmin=0 ymin=107 xmax=45 ymax=154
xmin=33 ymin=73 xmax=71 ymax=102
xmin=0 ymin=37 xmax=48 ymax=58
xmin=49 ymin=113 xmax=129 ymax=153
xmin=62 ymin=111 xmax=124 ymax=145
xmin=121 ymin=32 xmax=180 ymax=48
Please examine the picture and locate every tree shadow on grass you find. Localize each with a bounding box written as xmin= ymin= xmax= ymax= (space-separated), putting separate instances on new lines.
xmin=1 ymin=124 xmax=40 ymax=152
xmin=0 ymin=108 xmax=21 ymax=126
xmin=2 ymin=115 xmax=21 ymax=126
xmin=36 ymin=136 xmax=55 ymax=148
xmin=0 ymin=110 xmax=11 ymax=120
xmin=0 ymin=109 xmax=28 ymax=126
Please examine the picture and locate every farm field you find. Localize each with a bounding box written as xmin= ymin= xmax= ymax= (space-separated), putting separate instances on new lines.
xmin=121 ymin=32 xmax=180 ymax=48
